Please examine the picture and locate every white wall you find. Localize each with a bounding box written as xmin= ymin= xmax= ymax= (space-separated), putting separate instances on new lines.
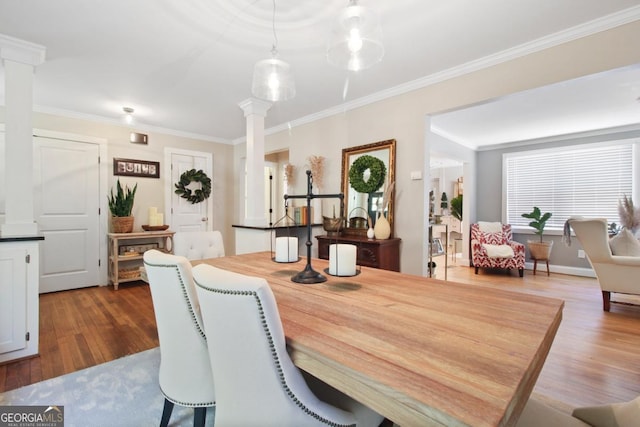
xmin=3 ymin=20 xmax=640 ymax=277
xmin=235 ymin=20 xmax=640 ymax=275
xmin=0 ymin=109 xmax=236 ymax=265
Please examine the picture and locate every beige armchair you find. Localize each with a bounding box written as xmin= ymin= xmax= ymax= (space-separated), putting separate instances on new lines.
xmin=568 ymin=218 xmax=640 ymax=311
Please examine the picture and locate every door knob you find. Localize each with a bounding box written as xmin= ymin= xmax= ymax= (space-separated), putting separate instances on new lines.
xmin=201 ymin=217 xmax=208 ymax=222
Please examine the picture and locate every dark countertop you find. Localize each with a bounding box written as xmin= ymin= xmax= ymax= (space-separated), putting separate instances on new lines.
xmin=0 ymin=235 xmax=45 ymax=243
xmin=232 ymin=224 xmax=322 ymax=231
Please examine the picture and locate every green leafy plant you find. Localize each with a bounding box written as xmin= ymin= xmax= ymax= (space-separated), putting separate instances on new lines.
xmin=521 ymin=207 xmax=552 ymax=242
xmin=450 ymin=195 xmax=463 ymax=221
xmin=108 ymin=179 xmax=137 ymax=217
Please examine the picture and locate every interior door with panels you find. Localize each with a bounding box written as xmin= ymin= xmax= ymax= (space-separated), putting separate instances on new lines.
xmin=34 ymin=137 xmax=100 ymax=293
xmin=169 ymin=150 xmax=213 ymax=232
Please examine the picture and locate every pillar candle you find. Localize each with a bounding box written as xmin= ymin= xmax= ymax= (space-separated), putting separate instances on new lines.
xmin=148 ymin=207 xmax=158 ymax=224
xmin=156 ymin=213 xmax=163 ymax=226
xmin=329 ymin=244 xmax=357 ymax=276
xmin=275 ymin=237 xmax=298 ymax=262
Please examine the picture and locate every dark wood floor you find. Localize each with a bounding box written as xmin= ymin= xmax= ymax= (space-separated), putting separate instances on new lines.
xmin=1 ymin=265 xmax=639 ymax=416
xmin=0 ymin=281 xmax=158 ymax=393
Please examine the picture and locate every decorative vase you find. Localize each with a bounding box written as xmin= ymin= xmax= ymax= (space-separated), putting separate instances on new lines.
xmin=367 ymin=227 xmax=375 ymax=239
xmin=374 ymin=213 xmax=391 ymax=239
xmin=111 ymin=216 xmax=134 ymax=233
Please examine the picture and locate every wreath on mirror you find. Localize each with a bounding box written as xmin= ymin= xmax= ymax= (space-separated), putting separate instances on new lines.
xmin=174 ymin=169 xmax=211 ymax=204
xmin=348 ymin=155 xmax=387 ymax=194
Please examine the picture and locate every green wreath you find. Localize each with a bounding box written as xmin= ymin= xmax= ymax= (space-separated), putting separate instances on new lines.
xmin=174 ymin=169 xmax=211 ymax=204
xmin=348 ymin=155 xmax=386 ymax=193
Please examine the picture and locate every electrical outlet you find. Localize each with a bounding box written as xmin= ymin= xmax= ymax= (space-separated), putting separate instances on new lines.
xmin=578 ymin=250 xmax=585 ymax=259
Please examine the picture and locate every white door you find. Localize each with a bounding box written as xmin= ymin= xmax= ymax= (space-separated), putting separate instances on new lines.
xmin=34 ymin=137 xmax=100 ymax=293
xmin=169 ymin=150 xmax=213 ymax=232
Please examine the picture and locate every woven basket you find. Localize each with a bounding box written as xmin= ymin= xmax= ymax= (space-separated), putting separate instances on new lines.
xmin=528 ymin=240 xmax=553 ymax=260
xmin=111 ymin=216 xmax=134 ymax=233
xmin=118 ymin=269 xmax=139 ymax=280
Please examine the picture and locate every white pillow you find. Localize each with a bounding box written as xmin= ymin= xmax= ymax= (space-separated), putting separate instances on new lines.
xmin=609 ymin=229 xmax=640 ymax=256
xmin=482 ymin=244 xmax=515 ymax=258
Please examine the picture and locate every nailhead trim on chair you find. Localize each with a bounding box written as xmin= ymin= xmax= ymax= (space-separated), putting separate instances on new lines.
xmin=144 ymin=259 xmax=216 ymax=408
xmin=160 ymin=385 xmax=215 ymax=408
xmin=143 ymin=260 xmax=207 ymax=340
xmin=194 ymin=282 xmax=356 ymax=427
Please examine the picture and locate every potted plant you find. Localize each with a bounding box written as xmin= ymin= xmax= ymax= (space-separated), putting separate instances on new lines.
xmin=450 ymin=195 xmax=463 ymax=221
xmin=521 ymin=207 xmax=553 ymax=259
xmin=440 ymin=192 xmax=448 ymax=214
xmin=108 ymin=179 xmax=137 ymax=233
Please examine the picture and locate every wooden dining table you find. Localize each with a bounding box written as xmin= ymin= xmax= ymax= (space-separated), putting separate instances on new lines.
xmin=194 ymin=252 xmax=564 ymax=427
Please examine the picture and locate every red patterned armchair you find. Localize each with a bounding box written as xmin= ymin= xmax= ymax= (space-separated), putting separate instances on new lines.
xmin=471 ymin=222 xmax=525 ymax=277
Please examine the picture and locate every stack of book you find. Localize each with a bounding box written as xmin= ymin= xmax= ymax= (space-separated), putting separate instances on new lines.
xmin=292 ymin=206 xmax=314 ymax=225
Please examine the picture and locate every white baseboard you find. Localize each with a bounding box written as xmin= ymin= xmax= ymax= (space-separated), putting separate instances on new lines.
xmin=524 ymin=262 xmax=596 ymax=278
xmin=455 ymin=258 xmax=596 ymax=278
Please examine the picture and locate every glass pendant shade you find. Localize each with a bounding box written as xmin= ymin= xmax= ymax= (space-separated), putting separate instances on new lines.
xmin=251 ymin=55 xmax=296 ymax=102
xmin=327 ymin=0 xmax=384 ymax=71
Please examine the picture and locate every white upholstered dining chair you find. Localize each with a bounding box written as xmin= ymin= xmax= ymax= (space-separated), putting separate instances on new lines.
xmin=172 ymin=230 xmax=225 ymax=261
xmin=192 ymin=263 xmax=385 ymax=427
xmin=143 ymin=250 xmax=215 ymax=427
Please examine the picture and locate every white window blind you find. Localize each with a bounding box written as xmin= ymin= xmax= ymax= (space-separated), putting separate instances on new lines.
xmin=505 ymin=143 xmax=634 ymax=230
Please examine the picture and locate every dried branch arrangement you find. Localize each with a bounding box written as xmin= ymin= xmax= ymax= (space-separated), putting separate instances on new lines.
xmin=618 ymin=194 xmax=640 ymax=232
xmin=380 ymin=176 xmax=395 ymax=215
xmin=307 ymin=155 xmax=325 ymax=190
xmin=284 ymin=163 xmax=295 ymax=186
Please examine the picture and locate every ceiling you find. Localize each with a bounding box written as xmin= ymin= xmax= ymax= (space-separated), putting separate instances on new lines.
xmin=1 ymin=0 xmax=640 ymax=145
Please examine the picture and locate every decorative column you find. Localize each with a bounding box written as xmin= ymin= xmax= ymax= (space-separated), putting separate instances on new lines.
xmin=0 ymin=35 xmax=46 ymax=236
xmin=238 ymin=98 xmax=272 ymax=226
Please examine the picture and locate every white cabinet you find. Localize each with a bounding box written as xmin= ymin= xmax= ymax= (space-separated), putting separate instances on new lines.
xmin=0 ymin=238 xmax=41 ymax=363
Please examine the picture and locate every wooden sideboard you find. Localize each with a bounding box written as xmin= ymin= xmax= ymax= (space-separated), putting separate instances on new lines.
xmin=316 ymin=234 xmax=401 ymax=271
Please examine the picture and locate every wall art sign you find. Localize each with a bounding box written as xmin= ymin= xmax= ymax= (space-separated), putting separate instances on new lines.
xmin=113 ymin=158 xmax=160 ymax=178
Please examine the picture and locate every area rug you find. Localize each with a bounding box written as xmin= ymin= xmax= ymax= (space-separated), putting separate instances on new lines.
xmin=0 ymin=348 xmax=215 ymax=426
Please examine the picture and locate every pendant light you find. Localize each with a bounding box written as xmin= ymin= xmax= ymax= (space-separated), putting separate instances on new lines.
xmin=251 ymin=1 xmax=295 ymax=102
xmin=327 ymin=0 xmax=384 ymax=72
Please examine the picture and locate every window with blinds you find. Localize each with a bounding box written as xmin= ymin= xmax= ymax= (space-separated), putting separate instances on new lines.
xmin=504 ymin=142 xmax=634 ymax=230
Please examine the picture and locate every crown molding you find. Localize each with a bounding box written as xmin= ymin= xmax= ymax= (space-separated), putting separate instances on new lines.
xmin=476 ymin=122 xmax=640 ymax=151
xmin=238 ymin=5 xmax=640 ymax=144
xmin=32 ymin=105 xmax=233 ymax=145
xmin=0 ymin=33 xmax=46 ymax=65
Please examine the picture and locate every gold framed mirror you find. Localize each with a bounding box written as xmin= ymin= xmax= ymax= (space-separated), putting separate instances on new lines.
xmin=341 ymin=139 xmax=396 ymax=236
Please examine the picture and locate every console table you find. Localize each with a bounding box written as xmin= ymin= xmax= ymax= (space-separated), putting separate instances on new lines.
xmin=108 ymin=230 xmax=174 ymax=289
xmin=316 ymin=234 xmax=400 ymax=271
